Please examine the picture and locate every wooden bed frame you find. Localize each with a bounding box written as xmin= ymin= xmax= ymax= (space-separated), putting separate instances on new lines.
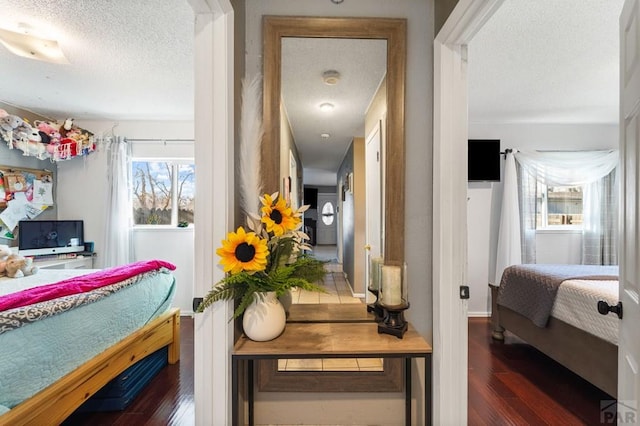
xmin=0 ymin=307 xmax=181 ymax=425
xmin=489 ymin=284 xmax=617 ymax=397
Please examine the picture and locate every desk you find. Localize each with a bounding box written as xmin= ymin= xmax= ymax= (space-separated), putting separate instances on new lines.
xmin=232 ymin=321 xmax=432 ymax=426
xmin=34 ymin=253 xmax=95 ymax=270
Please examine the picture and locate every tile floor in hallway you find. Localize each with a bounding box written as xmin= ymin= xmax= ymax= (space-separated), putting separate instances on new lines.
xmin=279 ymin=245 xmax=384 ymax=372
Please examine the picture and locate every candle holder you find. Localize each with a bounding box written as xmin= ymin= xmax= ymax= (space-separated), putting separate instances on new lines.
xmin=377 ymin=262 xmax=409 ymax=338
xmin=367 ymin=256 xmax=384 ymax=322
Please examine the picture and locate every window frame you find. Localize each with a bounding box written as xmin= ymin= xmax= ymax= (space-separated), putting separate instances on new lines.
xmin=131 ymin=157 xmax=195 ymax=228
xmin=536 ymin=182 xmax=583 ymax=231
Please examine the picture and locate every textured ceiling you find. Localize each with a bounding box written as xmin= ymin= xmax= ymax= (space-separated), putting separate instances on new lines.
xmin=0 ymin=0 xmax=624 ymax=184
xmin=281 ymin=38 xmax=387 ymax=185
xmin=0 ymin=0 xmax=194 ymax=121
xmin=469 ymin=0 xmax=623 ymax=124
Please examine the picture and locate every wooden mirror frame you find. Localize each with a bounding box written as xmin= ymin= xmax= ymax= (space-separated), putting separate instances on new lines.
xmin=260 ymin=16 xmax=407 ymax=392
xmin=262 ymin=15 xmax=407 ymax=263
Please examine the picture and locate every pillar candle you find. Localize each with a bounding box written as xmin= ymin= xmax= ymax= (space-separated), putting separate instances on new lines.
xmin=381 ymin=265 xmax=402 ymax=306
xmin=370 ymin=257 xmax=383 ymax=290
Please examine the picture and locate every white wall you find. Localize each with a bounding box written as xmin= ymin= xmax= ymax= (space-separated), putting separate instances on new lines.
xmin=467 ymin=122 xmax=618 ymax=316
xmin=56 ymin=120 xmax=196 ymax=314
xmin=244 ymin=1 xmax=433 ymax=424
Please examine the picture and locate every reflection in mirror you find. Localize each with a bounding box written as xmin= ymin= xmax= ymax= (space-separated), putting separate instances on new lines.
xmin=261 ymin=16 xmax=406 ymax=381
xmin=280 ymin=37 xmax=386 ymax=299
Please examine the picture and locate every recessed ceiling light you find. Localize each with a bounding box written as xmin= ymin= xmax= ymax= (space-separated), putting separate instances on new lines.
xmin=319 ymin=102 xmax=334 ymax=112
xmin=322 ymin=70 xmax=341 ymax=85
xmin=320 ymin=133 xmax=331 ymax=139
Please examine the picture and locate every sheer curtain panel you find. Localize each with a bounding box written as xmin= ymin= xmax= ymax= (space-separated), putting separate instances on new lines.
xmin=103 ymin=137 xmax=134 ymax=267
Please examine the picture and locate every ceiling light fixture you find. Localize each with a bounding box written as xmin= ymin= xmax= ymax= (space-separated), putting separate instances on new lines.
xmin=322 ymin=70 xmax=341 ymax=85
xmin=319 ymin=102 xmax=334 ymax=112
xmin=320 ymin=133 xmax=331 ymax=139
xmin=0 ymin=25 xmax=69 ymax=64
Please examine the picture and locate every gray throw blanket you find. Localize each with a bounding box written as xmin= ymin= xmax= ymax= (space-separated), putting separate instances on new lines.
xmin=497 ymin=264 xmax=619 ymax=327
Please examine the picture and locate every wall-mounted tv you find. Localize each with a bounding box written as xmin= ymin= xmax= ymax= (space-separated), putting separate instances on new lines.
xmin=18 ymin=220 xmax=84 ymax=257
xmin=468 ymin=139 xmax=501 ymax=182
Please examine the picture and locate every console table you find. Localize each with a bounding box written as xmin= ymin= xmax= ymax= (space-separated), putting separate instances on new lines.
xmin=232 ymin=321 xmax=432 ymax=425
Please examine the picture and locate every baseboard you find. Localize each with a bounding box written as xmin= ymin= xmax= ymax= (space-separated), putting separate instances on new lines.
xmin=468 ymin=311 xmax=491 ymax=318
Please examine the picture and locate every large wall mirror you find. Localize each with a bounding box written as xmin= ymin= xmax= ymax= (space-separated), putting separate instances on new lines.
xmin=259 ymin=16 xmax=407 ymax=391
xmin=262 ymin=15 xmax=406 ymax=264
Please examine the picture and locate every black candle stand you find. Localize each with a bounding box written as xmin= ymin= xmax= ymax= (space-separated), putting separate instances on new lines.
xmin=366 ymin=287 xmax=385 ymax=322
xmin=377 ymin=302 xmax=409 ymax=338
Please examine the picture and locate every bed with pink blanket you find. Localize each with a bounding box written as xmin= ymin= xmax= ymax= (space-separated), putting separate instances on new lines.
xmin=0 ymin=259 xmax=180 ymax=424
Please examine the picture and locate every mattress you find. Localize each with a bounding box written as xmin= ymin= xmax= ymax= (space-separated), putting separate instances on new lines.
xmin=0 ymin=261 xmax=176 ymax=410
xmin=551 ymin=279 xmax=619 ymax=345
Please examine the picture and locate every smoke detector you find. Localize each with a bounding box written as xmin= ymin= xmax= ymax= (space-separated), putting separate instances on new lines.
xmin=322 ymin=70 xmax=341 ymax=85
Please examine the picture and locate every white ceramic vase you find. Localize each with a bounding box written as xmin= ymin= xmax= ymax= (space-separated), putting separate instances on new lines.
xmin=242 ymin=291 xmax=286 ymax=341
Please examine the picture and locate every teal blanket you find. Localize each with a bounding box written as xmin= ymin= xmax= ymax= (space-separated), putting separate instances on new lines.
xmin=0 ymin=268 xmax=175 ymax=410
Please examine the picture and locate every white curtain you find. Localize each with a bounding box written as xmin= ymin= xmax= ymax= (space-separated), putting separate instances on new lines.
xmin=495 ymin=152 xmax=521 ymax=284
xmin=495 ymin=149 xmax=619 ymax=282
xmin=582 ymin=169 xmax=618 ymax=265
xmin=103 ymin=136 xmax=134 ymax=267
xmin=515 ymin=150 xmax=618 ymax=186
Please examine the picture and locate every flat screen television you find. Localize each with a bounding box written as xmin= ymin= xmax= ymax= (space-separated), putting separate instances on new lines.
xmin=468 ymin=139 xmax=501 ymax=182
xmin=18 ymin=220 xmax=84 ymax=256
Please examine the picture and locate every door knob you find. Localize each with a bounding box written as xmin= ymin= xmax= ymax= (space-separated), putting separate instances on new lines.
xmin=597 ymin=300 xmax=623 ymax=319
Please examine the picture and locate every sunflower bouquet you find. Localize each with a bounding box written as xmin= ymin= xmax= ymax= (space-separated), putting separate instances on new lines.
xmin=196 ymin=192 xmax=327 ymax=319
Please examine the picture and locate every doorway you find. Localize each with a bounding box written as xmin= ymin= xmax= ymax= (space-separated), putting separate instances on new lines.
xmin=316 ymin=193 xmax=338 ymax=245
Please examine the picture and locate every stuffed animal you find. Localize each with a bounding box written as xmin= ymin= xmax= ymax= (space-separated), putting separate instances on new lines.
xmin=36 ymin=121 xmax=61 ymax=144
xmin=59 ymin=118 xmax=74 ymax=138
xmin=0 ymin=114 xmax=23 ymax=133
xmin=4 ymin=254 xmax=39 ymax=278
xmin=0 ymin=245 xmax=13 ymax=276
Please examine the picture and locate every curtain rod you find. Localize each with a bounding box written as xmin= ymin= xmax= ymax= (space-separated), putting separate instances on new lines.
xmin=124 ymin=138 xmax=194 ymax=143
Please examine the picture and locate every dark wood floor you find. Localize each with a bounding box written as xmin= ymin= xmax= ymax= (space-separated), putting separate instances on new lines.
xmin=469 ymin=317 xmax=614 ymax=425
xmin=62 ymin=316 xmax=613 ymax=425
xmin=63 ymin=316 xmax=194 ymax=426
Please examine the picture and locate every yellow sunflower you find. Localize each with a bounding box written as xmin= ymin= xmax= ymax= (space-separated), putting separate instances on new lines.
xmin=216 ymin=227 xmax=268 ymax=274
xmin=260 ymin=193 xmax=300 ymax=236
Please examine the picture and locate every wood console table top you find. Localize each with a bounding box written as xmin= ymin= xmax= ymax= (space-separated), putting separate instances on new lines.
xmin=233 ymin=322 xmax=432 ymax=358
xmin=287 ymin=303 xmax=374 ymax=323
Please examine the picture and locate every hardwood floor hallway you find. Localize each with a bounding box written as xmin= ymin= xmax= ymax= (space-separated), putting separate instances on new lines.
xmin=63 ymin=316 xmax=613 ymax=425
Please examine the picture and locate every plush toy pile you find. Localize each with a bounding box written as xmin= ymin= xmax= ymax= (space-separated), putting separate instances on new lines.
xmin=0 ymin=109 xmax=95 ymax=162
xmin=0 ymin=245 xmax=39 ymax=278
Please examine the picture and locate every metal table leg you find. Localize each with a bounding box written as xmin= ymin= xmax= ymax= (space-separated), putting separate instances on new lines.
xmin=232 ymin=357 xmax=238 ymax=426
xmin=405 ymin=357 xmax=412 ymax=426
xmin=248 ymin=360 xmax=254 ymax=426
xmin=425 ymin=354 xmax=432 ymax=426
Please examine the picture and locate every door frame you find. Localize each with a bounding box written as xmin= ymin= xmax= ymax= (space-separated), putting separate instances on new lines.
xmin=365 ymin=122 xmax=383 ymax=304
xmin=433 ymin=0 xmax=503 ymax=423
xmin=191 ymin=0 xmax=235 ymax=424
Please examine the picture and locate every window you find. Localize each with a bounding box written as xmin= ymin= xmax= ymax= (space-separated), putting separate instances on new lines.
xmin=536 ymin=181 xmax=583 ymax=228
xmin=132 ymin=160 xmax=195 ymax=226
xmin=321 ymin=201 xmax=335 ymax=226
